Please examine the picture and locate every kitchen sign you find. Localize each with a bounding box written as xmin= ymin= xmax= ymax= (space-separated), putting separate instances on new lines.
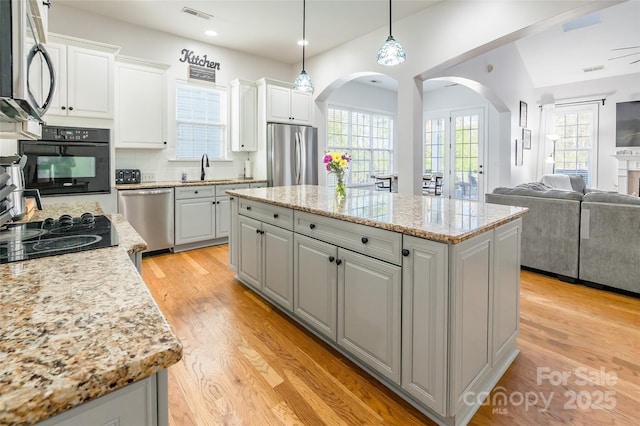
xmin=179 ymin=48 xmax=220 ymax=82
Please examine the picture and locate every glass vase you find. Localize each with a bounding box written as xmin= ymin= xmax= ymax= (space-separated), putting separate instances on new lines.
xmin=335 ymin=171 xmax=346 ymax=199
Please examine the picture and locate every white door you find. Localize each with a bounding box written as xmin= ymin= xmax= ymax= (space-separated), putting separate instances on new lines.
xmin=449 ymin=108 xmax=484 ymax=200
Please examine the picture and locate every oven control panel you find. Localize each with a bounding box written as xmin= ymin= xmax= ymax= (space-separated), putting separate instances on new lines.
xmin=116 ymin=169 xmax=141 ymax=184
xmin=41 ymin=126 xmax=110 ymax=142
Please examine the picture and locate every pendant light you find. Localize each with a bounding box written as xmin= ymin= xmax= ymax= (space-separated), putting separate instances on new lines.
xmin=377 ymin=0 xmax=406 ymax=66
xmin=293 ymin=0 xmax=314 ymax=92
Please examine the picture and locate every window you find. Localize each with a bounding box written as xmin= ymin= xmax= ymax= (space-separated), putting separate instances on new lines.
xmin=327 ymin=106 xmax=394 ymax=186
xmin=552 ymin=104 xmax=598 ymax=186
xmin=424 ymin=117 xmax=446 ymax=174
xmin=176 ymin=83 xmax=226 ymax=160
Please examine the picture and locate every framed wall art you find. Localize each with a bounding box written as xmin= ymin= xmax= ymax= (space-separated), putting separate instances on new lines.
xmin=519 ymin=101 xmax=528 ymax=127
xmin=523 ymin=128 xmax=532 ymax=149
xmin=515 ymin=139 xmax=523 ymax=166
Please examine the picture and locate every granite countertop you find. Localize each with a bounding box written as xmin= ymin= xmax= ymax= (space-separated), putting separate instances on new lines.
xmin=0 ymin=202 xmax=182 ymax=425
xmin=116 ymin=177 xmax=266 ymax=190
xmin=226 ymin=185 xmax=528 ymax=244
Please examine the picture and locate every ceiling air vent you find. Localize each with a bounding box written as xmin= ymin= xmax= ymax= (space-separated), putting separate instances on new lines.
xmin=182 ymin=7 xmax=213 ymax=20
xmin=583 ymin=65 xmax=605 ymax=73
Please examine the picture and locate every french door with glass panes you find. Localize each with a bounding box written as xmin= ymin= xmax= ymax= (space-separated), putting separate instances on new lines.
xmin=424 ymin=108 xmax=484 ymax=200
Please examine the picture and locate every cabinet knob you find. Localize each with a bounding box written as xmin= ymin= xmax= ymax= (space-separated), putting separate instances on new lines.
xmin=273 ymin=213 xmax=279 ymax=218
xmin=195 ymin=190 xmax=198 ymax=194
xmin=256 ymin=229 xmax=261 ymax=234
xmin=43 ymin=1 xmax=51 ymax=8
xmin=309 ymin=223 xmax=315 ymax=229
xmin=61 ymin=106 xmax=66 ymax=110
xmin=336 ymin=259 xmax=342 ymax=265
xmin=402 ymin=249 xmax=410 ymax=257
xmin=163 ymin=141 xmax=167 ymax=145
xmin=328 ymin=256 xmax=335 ymax=263
xmin=361 ymin=237 xmax=369 ymax=244
xmin=69 ymin=106 xmax=74 ymax=111
xmin=246 ymin=206 xmax=251 ymax=211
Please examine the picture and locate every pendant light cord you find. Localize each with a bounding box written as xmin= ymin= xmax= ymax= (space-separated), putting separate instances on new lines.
xmin=389 ymin=0 xmax=392 ymax=37
xmin=302 ymin=0 xmax=306 ymax=71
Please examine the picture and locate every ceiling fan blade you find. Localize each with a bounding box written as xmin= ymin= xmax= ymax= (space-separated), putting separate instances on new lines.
xmin=611 ymin=46 xmax=640 ymax=51
xmin=608 ymin=52 xmax=640 ymax=60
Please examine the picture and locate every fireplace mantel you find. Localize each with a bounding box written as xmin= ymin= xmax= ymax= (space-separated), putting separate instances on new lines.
xmin=614 ymin=153 xmax=640 ymax=194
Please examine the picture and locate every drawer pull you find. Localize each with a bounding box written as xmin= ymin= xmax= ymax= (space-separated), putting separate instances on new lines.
xmin=328 ymin=256 xmax=335 ymax=263
xmin=335 ymin=259 xmax=342 ymax=265
xmin=273 ymin=213 xmax=279 ymax=219
xmin=246 ymin=206 xmax=252 ymax=211
xmin=309 ymin=223 xmax=316 ymax=229
xmin=361 ymin=237 xmax=369 ymax=244
xmin=195 ymin=190 xmax=198 ymax=194
xmin=402 ymin=249 xmax=410 ymax=257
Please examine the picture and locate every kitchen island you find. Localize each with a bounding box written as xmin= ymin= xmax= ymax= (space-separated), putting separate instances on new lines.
xmin=226 ymin=186 xmax=527 ymax=426
xmin=0 ymin=202 xmax=182 ymax=425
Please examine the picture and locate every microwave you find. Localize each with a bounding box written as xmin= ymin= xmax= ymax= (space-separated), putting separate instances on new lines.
xmin=0 ymin=0 xmax=55 ymax=139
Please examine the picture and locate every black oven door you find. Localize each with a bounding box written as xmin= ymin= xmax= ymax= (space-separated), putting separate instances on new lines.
xmin=19 ymin=141 xmax=111 ymax=195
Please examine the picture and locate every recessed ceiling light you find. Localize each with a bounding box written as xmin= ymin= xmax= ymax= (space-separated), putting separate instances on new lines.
xmin=205 ymin=30 xmax=217 ymax=37
xmin=297 ymin=39 xmax=308 ymax=46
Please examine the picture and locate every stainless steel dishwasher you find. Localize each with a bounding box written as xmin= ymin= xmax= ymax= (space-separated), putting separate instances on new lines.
xmin=117 ymin=188 xmax=174 ymax=253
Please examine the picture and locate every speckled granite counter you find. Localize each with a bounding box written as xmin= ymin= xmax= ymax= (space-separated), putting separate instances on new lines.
xmin=0 ymin=202 xmax=182 ymax=425
xmin=225 ymin=185 xmax=527 ymax=244
xmin=116 ymin=177 xmax=266 ymax=191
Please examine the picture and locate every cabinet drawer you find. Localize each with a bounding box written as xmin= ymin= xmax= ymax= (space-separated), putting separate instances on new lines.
xmin=294 ymin=210 xmax=402 ymax=265
xmin=216 ymin=183 xmax=249 ymax=196
xmin=175 ymin=185 xmax=216 ymax=200
xmin=239 ymin=199 xmax=294 ymax=230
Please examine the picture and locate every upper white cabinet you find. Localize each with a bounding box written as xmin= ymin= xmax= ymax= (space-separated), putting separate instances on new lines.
xmin=230 ymin=79 xmax=257 ymax=152
xmin=115 ymin=56 xmax=169 ymax=149
xmin=45 ymin=34 xmax=119 ymax=119
xmin=258 ymin=78 xmax=312 ymax=125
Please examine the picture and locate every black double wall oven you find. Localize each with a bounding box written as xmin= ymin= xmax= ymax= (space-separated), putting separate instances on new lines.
xmin=19 ymin=126 xmax=111 ymax=195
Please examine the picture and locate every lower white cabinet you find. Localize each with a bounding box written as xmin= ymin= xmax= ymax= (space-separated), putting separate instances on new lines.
xmin=338 ymin=248 xmax=401 ymax=384
xmin=401 ymin=236 xmax=448 ymax=416
xmin=37 ymin=373 xmax=161 ymax=426
xmin=228 ymin=196 xmax=240 ymax=270
xmin=175 ymin=197 xmax=216 ymax=245
xmin=216 ymin=197 xmax=231 ymax=238
xmin=238 ymin=216 xmax=294 ymax=310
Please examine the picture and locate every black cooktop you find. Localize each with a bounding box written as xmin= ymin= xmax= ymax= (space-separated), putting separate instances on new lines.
xmin=0 ymin=213 xmax=119 ymax=264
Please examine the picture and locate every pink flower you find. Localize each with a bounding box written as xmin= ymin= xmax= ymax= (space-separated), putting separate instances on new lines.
xmin=326 ymin=164 xmax=331 ymax=171
xmin=323 ymin=154 xmax=332 ymax=163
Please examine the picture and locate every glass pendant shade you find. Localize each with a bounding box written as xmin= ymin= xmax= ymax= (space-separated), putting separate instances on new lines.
xmin=293 ymin=70 xmax=314 ymax=92
xmin=377 ymin=35 xmax=406 ymax=66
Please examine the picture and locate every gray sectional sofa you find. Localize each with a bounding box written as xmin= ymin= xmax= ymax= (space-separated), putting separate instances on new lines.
xmin=486 ymin=180 xmax=640 ymax=296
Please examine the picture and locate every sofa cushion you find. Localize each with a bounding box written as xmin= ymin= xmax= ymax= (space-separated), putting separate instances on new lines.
xmin=583 ymin=192 xmax=640 ymax=205
xmin=492 ymin=186 xmax=583 ymax=201
xmin=569 ymin=175 xmax=586 ymax=194
xmin=540 ymin=174 xmax=574 ymax=191
xmin=515 ymin=182 xmax=550 ymax=191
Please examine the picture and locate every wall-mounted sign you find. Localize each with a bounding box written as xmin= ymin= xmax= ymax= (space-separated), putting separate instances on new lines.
xmin=189 ymin=65 xmax=216 ymax=83
xmin=179 ymin=49 xmax=221 ymax=70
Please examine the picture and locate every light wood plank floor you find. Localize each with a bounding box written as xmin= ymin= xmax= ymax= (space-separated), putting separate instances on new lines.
xmin=142 ymin=245 xmax=640 ymax=425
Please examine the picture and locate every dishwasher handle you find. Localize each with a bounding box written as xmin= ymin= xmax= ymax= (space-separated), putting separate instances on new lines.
xmin=120 ymin=189 xmax=173 ymax=196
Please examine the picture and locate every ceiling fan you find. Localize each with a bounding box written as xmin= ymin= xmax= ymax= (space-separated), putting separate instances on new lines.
xmin=609 ymin=46 xmax=640 ymax=64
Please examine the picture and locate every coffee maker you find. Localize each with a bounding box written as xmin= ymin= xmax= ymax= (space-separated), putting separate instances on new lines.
xmin=0 ymin=155 xmax=27 ymax=219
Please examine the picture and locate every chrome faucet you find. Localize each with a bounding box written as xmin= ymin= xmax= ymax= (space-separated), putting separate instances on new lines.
xmin=201 ymin=154 xmax=209 ymax=180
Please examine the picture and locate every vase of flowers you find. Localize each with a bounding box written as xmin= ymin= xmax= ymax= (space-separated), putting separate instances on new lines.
xmin=323 ymin=151 xmax=351 ymax=199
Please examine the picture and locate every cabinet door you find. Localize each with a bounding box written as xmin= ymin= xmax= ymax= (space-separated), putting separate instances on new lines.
xmin=337 ymin=248 xmax=401 ymax=384
xmin=290 ymin=90 xmax=312 ymax=124
xmin=450 ymin=231 xmax=492 ymax=416
xmin=43 ymin=41 xmax=67 ymax=116
xmin=216 ymin=197 xmax=230 ymax=238
xmin=230 ymin=81 xmax=257 ymax=151
xmin=228 ymin=197 xmax=239 ymax=271
xmin=293 ymin=234 xmax=338 ymax=340
xmin=266 ymin=85 xmax=291 ymax=122
xmin=67 ymin=46 xmax=114 ymax=118
xmin=116 ymin=60 xmax=167 ymax=148
xmin=175 ymin=198 xmax=215 ymax=245
xmin=262 ymin=223 xmax=294 ymax=311
xmin=401 ymin=236 xmax=448 ymax=416
xmin=238 ymin=216 xmax=262 ymax=290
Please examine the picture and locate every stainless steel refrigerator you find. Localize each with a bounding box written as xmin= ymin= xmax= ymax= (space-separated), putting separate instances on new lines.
xmin=267 ymin=123 xmax=318 ymax=186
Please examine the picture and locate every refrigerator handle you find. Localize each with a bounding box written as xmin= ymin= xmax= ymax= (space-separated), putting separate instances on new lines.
xmin=295 ymin=132 xmax=302 ymax=184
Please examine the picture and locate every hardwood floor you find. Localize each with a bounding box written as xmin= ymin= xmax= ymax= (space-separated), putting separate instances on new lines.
xmin=141 ymin=245 xmax=640 ymax=425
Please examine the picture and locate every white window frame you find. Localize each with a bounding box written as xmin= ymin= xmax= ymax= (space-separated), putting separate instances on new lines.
xmin=175 ymin=81 xmax=227 ymax=161
xmin=326 ymin=105 xmax=395 ymax=187
xmin=552 ymin=103 xmax=599 ymax=186
xmin=424 ymin=112 xmax=447 ymax=174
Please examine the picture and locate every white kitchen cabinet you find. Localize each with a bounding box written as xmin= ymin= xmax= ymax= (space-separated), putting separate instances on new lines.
xmin=37 ymin=372 xmax=160 ymax=426
xmin=175 ymin=197 xmax=216 ymax=245
xmin=45 ymin=34 xmax=119 ymax=119
xmin=228 ymin=196 xmax=240 ymax=271
xmin=401 ymin=236 xmax=448 ymax=416
xmin=238 ymin=215 xmax=294 ymax=310
xmin=230 ymin=79 xmax=257 ymax=151
xmin=116 ymin=56 xmax=169 ymax=149
xmin=337 ymin=248 xmax=401 ymax=384
xmin=258 ymin=78 xmax=312 ymax=125
xmin=293 ymin=234 xmax=338 ymax=340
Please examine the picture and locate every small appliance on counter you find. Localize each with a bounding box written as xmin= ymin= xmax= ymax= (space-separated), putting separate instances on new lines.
xmin=0 ymin=155 xmax=28 ymax=220
xmin=115 ymin=169 xmax=142 ymax=184
xmin=0 ymin=213 xmax=119 ymax=264
xmin=0 ymin=166 xmax=16 ymax=228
